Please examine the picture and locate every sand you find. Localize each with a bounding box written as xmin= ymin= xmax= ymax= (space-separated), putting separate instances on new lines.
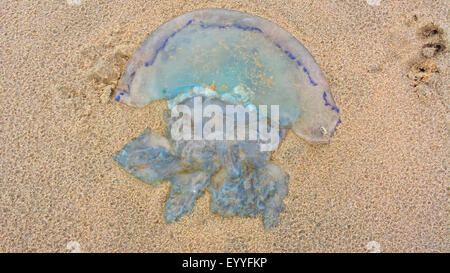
xmin=0 ymin=0 xmax=448 ymax=253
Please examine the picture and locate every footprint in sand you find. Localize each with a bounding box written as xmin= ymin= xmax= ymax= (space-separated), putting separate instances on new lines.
xmin=407 ymin=20 xmax=447 ymax=99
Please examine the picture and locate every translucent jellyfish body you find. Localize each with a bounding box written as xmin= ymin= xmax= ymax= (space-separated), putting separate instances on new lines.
xmin=113 ymin=9 xmax=340 ymax=228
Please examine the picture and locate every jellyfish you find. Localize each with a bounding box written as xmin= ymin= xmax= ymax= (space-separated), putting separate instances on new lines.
xmin=113 ymin=9 xmax=340 ymax=228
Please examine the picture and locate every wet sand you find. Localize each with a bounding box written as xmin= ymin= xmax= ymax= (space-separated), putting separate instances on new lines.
xmin=0 ymin=0 xmax=448 ymax=252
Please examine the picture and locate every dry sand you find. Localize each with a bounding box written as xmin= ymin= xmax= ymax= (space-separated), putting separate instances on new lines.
xmin=0 ymin=0 xmax=448 ymax=252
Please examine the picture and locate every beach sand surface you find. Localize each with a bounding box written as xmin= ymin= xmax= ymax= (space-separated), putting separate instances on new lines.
xmin=0 ymin=0 xmax=448 ymax=252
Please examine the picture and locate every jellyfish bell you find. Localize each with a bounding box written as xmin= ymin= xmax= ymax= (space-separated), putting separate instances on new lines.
xmin=114 ymin=8 xmax=340 ymax=143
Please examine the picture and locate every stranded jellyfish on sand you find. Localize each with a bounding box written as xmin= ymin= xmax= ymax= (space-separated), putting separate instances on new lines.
xmin=113 ymin=9 xmax=340 ymax=228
